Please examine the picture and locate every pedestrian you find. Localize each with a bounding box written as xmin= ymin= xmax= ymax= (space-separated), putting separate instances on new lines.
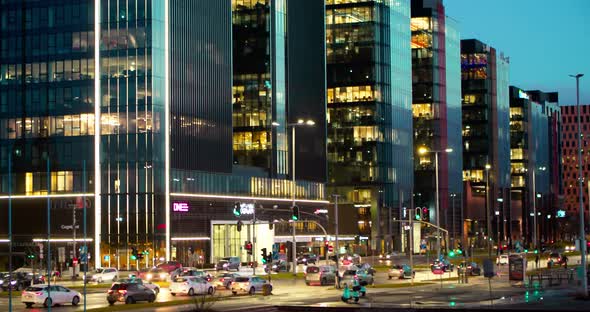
xmin=563 ymin=255 xmax=568 ymax=269
xmin=340 ymin=284 xmax=351 ymax=303
xmin=535 ymin=254 xmax=540 ymax=269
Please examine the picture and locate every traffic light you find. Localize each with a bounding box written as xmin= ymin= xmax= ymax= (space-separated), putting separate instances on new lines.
xmin=324 ymin=241 xmax=329 ymax=249
xmin=448 ymin=250 xmax=456 ymax=257
xmin=422 ymin=207 xmax=429 ymax=222
xmin=260 ymin=248 xmax=268 ymax=264
xmin=291 ymin=206 xmax=300 ymax=221
xmin=245 ymin=241 xmax=253 ymax=255
xmin=237 ymin=220 xmax=243 ymax=232
xmin=415 ymin=207 xmax=421 ymax=220
xmin=131 ymin=247 xmax=138 ymax=260
xmin=233 ymin=202 xmax=241 ymax=217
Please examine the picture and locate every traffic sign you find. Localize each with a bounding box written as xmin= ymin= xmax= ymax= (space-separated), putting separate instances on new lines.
xmin=328 ymin=245 xmax=334 ymax=253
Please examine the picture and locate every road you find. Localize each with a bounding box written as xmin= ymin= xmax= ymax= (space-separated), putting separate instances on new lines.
xmin=0 ymin=255 xmax=586 ymax=312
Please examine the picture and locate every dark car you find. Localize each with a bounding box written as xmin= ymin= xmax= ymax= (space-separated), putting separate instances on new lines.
xmin=180 ymin=268 xmax=212 ymax=282
xmin=459 ymin=261 xmax=481 ymax=276
xmin=145 ymin=268 xmax=169 ymax=282
xmin=215 ymin=257 xmax=241 ymax=271
xmin=1 ymin=272 xmax=44 ymax=291
xmin=431 ymin=259 xmax=454 ymax=273
xmin=265 ymin=260 xmax=290 ymax=273
xmin=548 ymin=252 xmax=566 ymax=265
xmin=388 ymin=264 xmax=415 ymax=279
xmin=296 ymin=254 xmax=318 ymax=265
xmin=135 ymin=268 xmax=151 ymax=280
xmin=213 ymin=273 xmax=240 ymax=289
xmin=107 ymin=282 xmax=156 ymax=305
xmin=156 ymin=261 xmax=182 ymax=273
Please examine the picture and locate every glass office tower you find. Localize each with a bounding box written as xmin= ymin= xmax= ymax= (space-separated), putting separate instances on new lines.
xmin=326 ymin=0 xmax=413 ymax=254
xmin=411 ymin=0 xmax=462 ymax=244
xmin=0 ymin=0 xmax=327 ymax=270
xmin=461 ymin=39 xmax=511 ymax=247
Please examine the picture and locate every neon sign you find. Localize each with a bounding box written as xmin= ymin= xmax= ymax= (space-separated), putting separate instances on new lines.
xmin=239 ymin=203 xmax=255 ymax=215
xmin=314 ymin=209 xmax=328 ymax=215
xmin=173 ymin=202 xmax=189 ymax=212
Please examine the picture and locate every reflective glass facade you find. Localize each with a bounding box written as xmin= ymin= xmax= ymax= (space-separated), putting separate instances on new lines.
xmin=461 ymin=39 xmax=511 ymax=243
xmin=326 ymin=0 xmax=413 ymax=253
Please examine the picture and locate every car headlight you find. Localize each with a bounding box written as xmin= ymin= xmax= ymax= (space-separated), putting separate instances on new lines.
xmin=10 ymin=280 xmax=16 ymax=285
xmin=386 ymin=255 xmax=391 ymax=259
xmin=0 ymin=280 xmax=3 ymax=284
xmin=146 ymin=273 xmax=153 ymax=280
xmin=223 ymin=263 xmax=228 ymax=267
xmin=303 ymin=259 xmax=307 ymax=262
xmin=159 ymin=273 xmax=167 ymax=279
xmin=272 ymin=265 xmax=277 ymax=269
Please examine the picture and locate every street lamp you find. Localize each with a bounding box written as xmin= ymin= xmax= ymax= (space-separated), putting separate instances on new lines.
xmin=450 ymin=193 xmax=457 ymax=248
xmin=418 ymin=146 xmax=453 ymax=259
xmin=570 ymin=73 xmax=587 ymax=297
xmin=531 ymin=166 xmax=546 ymax=252
xmin=485 ymin=163 xmax=492 ymax=257
xmin=273 ymin=119 xmax=315 ymax=275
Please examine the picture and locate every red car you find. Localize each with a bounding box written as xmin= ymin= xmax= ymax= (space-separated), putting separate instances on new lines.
xmin=157 ymin=261 xmax=182 ymax=273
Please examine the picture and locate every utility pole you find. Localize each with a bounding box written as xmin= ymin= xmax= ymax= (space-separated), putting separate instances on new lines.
xmin=485 ymin=164 xmax=492 ymax=257
xmin=409 ymin=189 xmax=414 ymax=285
xmin=291 ymin=126 xmax=297 ymax=275
xmin=333 ymin=194 xmax=340 ymax=288
xmin=72 ymin=203 xmax=77 ymax=280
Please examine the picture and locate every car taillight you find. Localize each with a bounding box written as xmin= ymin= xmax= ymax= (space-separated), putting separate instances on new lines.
xmin=399 ymin=269 xmax=403 ymax=273
xmin=231 ymin=282 xmax=236 ymax=286
xmin=35 ymin=292 xmax=44 ymax=296
xmin=467 ymin=266 xmax=472 ymax=269
xmin=354 ymin=275 xmax=358 ymax=279
xmin=183 ymin=282 xmax=188 ymax=285
xmin=219 ymin=278 xmax=225 ymax=282
xmin=118 ymin=290 xmax=127 ymax=295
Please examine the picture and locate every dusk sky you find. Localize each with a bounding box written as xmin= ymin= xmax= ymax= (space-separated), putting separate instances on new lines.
xmin=445 ymin=0 xmax=590 ymax=105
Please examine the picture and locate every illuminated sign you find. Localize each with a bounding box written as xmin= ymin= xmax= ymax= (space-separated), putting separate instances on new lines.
xmin=173 ymin=202 xmax=189 ymax=212
xmin=557 ymin=210 xmax=566 ymax=218
xmin=239 ymin=203 xmax=255 ymax=215
xmin=518 ymin=90 xmax=529 ymax=100
xmin=314 ymin=209 xmax=328 ymax=214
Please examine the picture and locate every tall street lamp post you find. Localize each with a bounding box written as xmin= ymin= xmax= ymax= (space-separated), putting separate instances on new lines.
xmin=570 ymin=73 xmax=587 ymax=296
xmin=274 ymin=119 xmax=315 ymax=275
xmin=485 ymin=163 xmax=492 ymax=257
xmin=531 ymin=166 xmax=546 ymax=251
xmin=418 ymin=146 xmax=453 ymax=259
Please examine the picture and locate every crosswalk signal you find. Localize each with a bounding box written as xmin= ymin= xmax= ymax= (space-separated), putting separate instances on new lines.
xmin=131 ymin=247 xmax=138 ymax=260
xmin=291 ymin=206 xmax=300 ymax=221
xmin=260 ymin=248 xmax=268 ymax=264
xmin=233 ymin=202 xmax=241 ymax=217
xmin=415 ymin=207 xmax=421 ymax=220
xmin=245 ymin=241 xmax=253 ymax=255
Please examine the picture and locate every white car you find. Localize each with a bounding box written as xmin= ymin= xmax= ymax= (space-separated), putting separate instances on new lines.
xmin=169 ymin=276 xmax=215 ymax=296
xmin=231 ymin=276 xmax=271 ymax=295
xmin=21 ymin=285 xmax=81 ymax=308
xmin=91 ymin=268 xmax=119 ymax=283
xmin=496 ymin=255 xmax=509 ymax=265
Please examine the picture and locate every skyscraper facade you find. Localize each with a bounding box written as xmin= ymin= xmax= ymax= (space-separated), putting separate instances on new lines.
xmin=0 ymin=0 xmax=328 ymax=270
xmin=326 ymin=0 xmax=413 ymax=253
xmin=461 ymin=39 xmax=510 ymax=245
xmin=509 ymin=87 xmax=561 ymax=245
xmin=410 ymin=0 xmax=462 ymax=245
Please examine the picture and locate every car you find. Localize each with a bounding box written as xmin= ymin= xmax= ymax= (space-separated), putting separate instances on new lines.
xmin=265 ymin=260 xmax=291 ymax=273
xmin=145 ymin=268 xmax=169 ymax=282
xmin=459 ymin=261 xmax=481 ymax=276
xmin=170 ymin=276 xmax=215 ymax=296
xmin=215 ymin=257 xmax=241 ymax=271
xmin=379 ymin=252 xmax=398 ymax=261
xmin=340 ymin=269 xmax=374 ymax=287
xmin=107 ymin=282 xmax=156 ymax=305
xmin=179 ymin=268 xmax=212 ymax=282
xmin=1 ymin=272 xmax=44 ymax=291
xmin=91 ymin=268 xmax=118 ymax=283
xmin=548 ymin=252 xmax=566 ymax=265
xmin=21 ymin=285 xmax=81 ymax=308
xmin=231 ymin=276 xmax=271 ymax=295
xmin=305 ymin=265 xmax=337 ymax=286
xmin=156 ymin=261 xmax=182 ymax=273
xmin=213 ymin=273 xmax=240 ymax=289
xmin=431 ymin=259 xmax=454 ymax=272
xmin=496 ymin=254 xmax=509 ymax=265
xmin=340 ymin=254 xmax=361 ymax=266
xmin=135 ymin=268 xmax=151 ymax=280
xmin=357 ymin=263 xmax=376 ymax=275
xmin=118 ymin=278 xmax=160 ymax=295
xmin=296 ymin=254 xmax=318 ymax=265
xmin=388 ymin=264 xmax=415 ymax=279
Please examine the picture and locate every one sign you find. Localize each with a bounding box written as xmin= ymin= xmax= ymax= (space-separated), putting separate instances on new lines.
xmin=328 ymin=245 xmax=334 ymax=253
xmin=61 ymin=224 xmax=80 ymax=230
xmin=104 ymin=255 xmax=110 ymax=261
xmin=239 ymin=203 xmax=255 ymax=215
xmin=58 ymin=247 xmax=66 ymax=263
xmin=314 ymin=209 xmax=328 ymax=215
xmin=483 ymin=259 xmax=495 ymax=278
xmin=173 ymin=202 xmax=189 ymax=212
xmin=557 ymin=210 xmax=566 ymax=218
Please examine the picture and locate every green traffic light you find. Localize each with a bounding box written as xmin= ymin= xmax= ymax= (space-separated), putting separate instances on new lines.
xmin=524 ymin=249 xmax=528 ymax=253
xmin=292 ymin=215 xmax=298 ymax=221
xmin=534 ymin=249 xmax=538 ymax=254
xmin=415 ymin=215 xmax=420 ymax=220
xmin=449 ymin=251 xmax=455 ymax=257
xmin=131 ymin=255 xmax=137 ymax=260
xmin=456 ymin=249 xmax=462 ymax=255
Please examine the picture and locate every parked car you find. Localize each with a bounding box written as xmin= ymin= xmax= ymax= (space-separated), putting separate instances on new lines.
xmin=296 ymin=254 xmax=318 ymax=265
xmin=379 ymin=252 xmax=398 ymax=261
xmin=340 ymin=254 xmax=361 ymax=266
xmin=388 ymin=264 xmax=415 ymax=279
xmin=156 ymin=261 xmax=182 ymax=273
xmin=170 ymin=276 xmax=215 ymax=296
xmin=340 ymin=269 xmax=374 ymax=287
xmin=215 ymin=257 xmax=241 ymax=271
xmin=231 ymin=276 xmax=271 ymax=295
xmin=265 ymin=260 xmax=290 ymax=273
xmin=107 ymin=282 xmax=156 ymax=305
xmin=496 ymin=254 xmax=509 ymax=265
xmin=91 ymin=268 xmax=119 ymax=283
xmin=118 ymin=278 xmax=160 ymax=295
xmin=1 ymin=272 xmax=44 ymax=291
xmin=213 ymin=273 xmax=240 ymax=289
xmin=179 ymin=268 xmax=212 ymax=282
xmin=431 ymin=259 xmax=454 ymax=272
xmin=145 ymin=268 xmax=169 ymax=282
xmin=459 ymin=261 xmax=481 ymax=276
xmin=305 ymin=265 xmax=337 ymax=286
xmin=357 ymin=263 xmax=376 ymax=275
xmin=21 ymin=285 xmax=81 ymax=308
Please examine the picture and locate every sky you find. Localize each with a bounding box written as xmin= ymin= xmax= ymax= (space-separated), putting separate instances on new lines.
xmin=444 ymin=0 xmax=590 ymax=105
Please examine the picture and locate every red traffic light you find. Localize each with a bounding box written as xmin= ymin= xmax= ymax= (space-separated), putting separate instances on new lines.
xmin=244 ymin=241 xmax=252 ymax=251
